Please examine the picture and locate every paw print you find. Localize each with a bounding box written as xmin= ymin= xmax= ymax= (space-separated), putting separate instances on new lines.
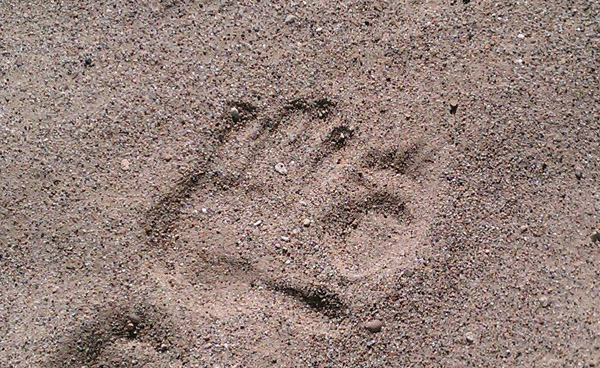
xmin=53 ymin=298 xmax=186 ymax=368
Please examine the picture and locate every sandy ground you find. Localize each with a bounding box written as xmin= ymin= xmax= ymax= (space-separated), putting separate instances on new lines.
xmin=1 ymin=0 xmax=599 ymax=367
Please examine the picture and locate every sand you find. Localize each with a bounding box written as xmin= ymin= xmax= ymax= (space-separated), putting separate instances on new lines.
xmin=1 ymin=1 xmax=599 ymax=367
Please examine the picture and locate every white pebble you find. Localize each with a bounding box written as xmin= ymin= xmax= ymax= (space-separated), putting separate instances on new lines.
xmin=120 ymin=159 xmax=130 ymax=171
xmin=285 ymin=14 xmax=296 ymax=24
xmin=274 ymin=163 xmax=288 ymax=175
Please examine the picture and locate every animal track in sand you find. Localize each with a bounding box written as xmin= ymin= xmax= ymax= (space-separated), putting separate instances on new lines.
xmin=54 ymin=95 xmax=444 ymax=366
xmin=53 ymin=299 xmax=186 ymax=368
xmin=144 ymin=94 xmax=440 ymax=298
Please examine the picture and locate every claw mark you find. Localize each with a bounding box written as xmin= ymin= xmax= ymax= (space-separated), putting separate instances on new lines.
xmin=283 ymin=97 xmax=336 ymax=120
xmin=313 ymin=98 xmax=336 ymax=119
xmin=214 ymin=100 xmax=258 ymax=142
xmin=324 ymin=126 xmax=354 ymax=150
xmin=309 ymin=125 xmax=355 ymax=167
xmin=268 ymin=282 xmax=346 ymax=317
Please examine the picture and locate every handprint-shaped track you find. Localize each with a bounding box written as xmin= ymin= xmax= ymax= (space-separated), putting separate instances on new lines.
xmin=54 ymin=94 xmax=443 ymax=367
xmin=143 ymin=96 xmax=354 ymax=313
xmin=144 ymin=94 xmax=438 ymax=302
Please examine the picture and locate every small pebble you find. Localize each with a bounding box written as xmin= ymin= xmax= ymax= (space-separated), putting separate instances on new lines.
xmin=125 ymin=322 xmax=135 ymax=333
xmin=591 ymin=229 xmax=600 ymax=243
xmin=274 ymin=163 xmax=288 ymax=175
xmin=281 ymin=236 xmax=290 ymax=242
xmin=161 ymin=150 xmax=173 ymax=162
xmin=127 ymin=312 xmax=142 ymax=325
xmin=575 ymin=167 xmax=584 ymax=180
xmin=231 ymin=107 xmax=240 ymax=122
xmin=121 ymin=159 xmax=130 ymax=171
xmin=539 ymin=296 xmax=550 ymax=308
xmin=302 ymin=218 xmax=312 ymax=227
xmin=464 ymin=331 xmax=476 ymax=344
xmin=449 ymin=99 xmax=459 ymax=114
xmin=254 ymin=220 xmax=262 ymax=227
xmin=285 ymin=14 xmax=296 ymax=24
xmin=364 ymin=319 xmax=383 ymax=333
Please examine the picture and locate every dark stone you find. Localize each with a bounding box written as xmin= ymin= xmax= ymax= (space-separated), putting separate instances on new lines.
xmin=450 ymin=99 xmax=459 ymax=114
